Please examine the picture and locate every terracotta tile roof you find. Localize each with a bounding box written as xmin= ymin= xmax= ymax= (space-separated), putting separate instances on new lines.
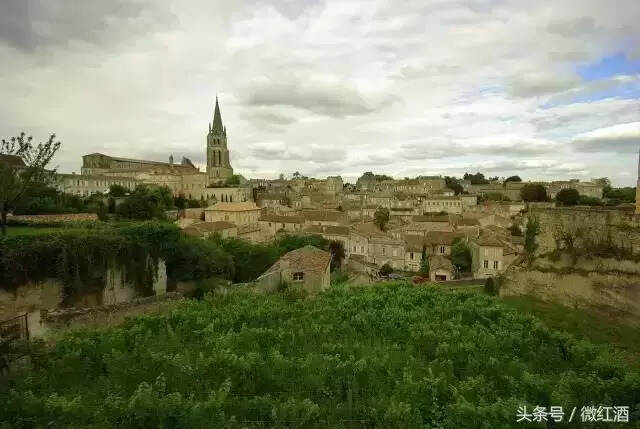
xmin=259 ymin=214 xmax=305 ymax=224
xmin=403 ymin=235 xmax=428 ymax=252
xmin=183 ymin=221 xmax=236 ymax=236
xmin=207 ymin=202 xmax=261 ymax=212
xmin=304 ymin=224 xmax=350 ymax=236
xmin=262 ymin=246 xmax=331 ymax=277
xmin=412 ymin=214 xmax=449 ymax=223
xmin=425 ymin=231 xmax=464 ymax=245
xmin=351 ymin=222 xmax=389 ymax=238
xmin=302 ymin=210 xmax=346 ymax=222
xmin=473 ymin=235 xmax=504 ymax=247
xmin=429 ymin=255 xmax=454 ymax=271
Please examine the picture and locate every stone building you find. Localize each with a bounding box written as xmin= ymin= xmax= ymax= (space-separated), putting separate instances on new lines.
xmin=546 ymin=180 xmax=603 ymax=199
xmin=182 ymin=221 xmax=237 ymax=239
xmin=470 ymin=236 xmax=505 ymax=278
xmin=259 ymin=214 xmax=305 ymax=236
xmin=255 ymin=246 xmax=331 ymax=293
xmin=204 ymin=202 xmax=262 ymax=225
xmin=56 ymin=173 xmax=138 ymax=197
xmin=420 ymin=196 xmax=463 ymax=214
xmin=206 ymin=97 xmax=234 ymax=185
xmin=72 ymin=97 xmax=246 ymax=202
xmin=429 ymin=255 xmax=455 ymax=281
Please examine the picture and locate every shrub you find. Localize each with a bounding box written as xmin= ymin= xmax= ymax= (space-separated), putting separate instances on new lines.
xmin=521 ymin=184 xmax=547 ymax=202
xmin=555 ymin=188 xmax=580 ymax=206
xmin=379 ymin=263 xmax=393 ymax=276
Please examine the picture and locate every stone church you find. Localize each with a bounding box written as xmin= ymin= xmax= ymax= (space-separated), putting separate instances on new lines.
xmin=206 ymin=97 xmax=234 ymax=185
xmin=60 ymin=98 xmax=250 ymax=203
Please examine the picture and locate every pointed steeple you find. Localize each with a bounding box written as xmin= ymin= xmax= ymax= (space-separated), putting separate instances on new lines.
xmin=211 ymin=96 xmax=224 ymax=134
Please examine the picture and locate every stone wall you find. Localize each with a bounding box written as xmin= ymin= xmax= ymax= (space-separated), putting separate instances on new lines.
xmin=500 ymin=255 xmax=640 ymax=321
xmin=530 ymin=206 xmax=640 ymax=255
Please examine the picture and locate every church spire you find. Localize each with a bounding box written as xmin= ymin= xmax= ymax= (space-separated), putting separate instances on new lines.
xmin=211 ymin=96 xmax=224 ymax=134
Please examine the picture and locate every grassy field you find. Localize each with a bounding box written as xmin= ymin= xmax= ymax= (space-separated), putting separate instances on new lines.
xmin=2 ymin=283 xmax=638 ymax=427
xmin=500 ymin=295 xmax=640 ymax=366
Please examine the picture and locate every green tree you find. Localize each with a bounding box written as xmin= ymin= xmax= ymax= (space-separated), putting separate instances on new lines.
xmin=593 ymin=177 xmax=611 ymax=194
xmin=524 ymin=216 xmax=540 ymax=259
xmin=373 ymin=207 xmax=390 ymax=231
xmin=0 ymin=132 xmax=61 ymax=236
xmin=174 ymin=194 xmax=187 ymax=209
xmin=505 ymin=175 xmax=522 ymax=183
xmin=463 ymin=172 xmax=489 ymax=185
xmin=444 ymin=176 xmax=463 ymax=195
xmin=225 ymin=174 xmax=241 ymax=186
xmin=116 ymin=187 xmax=171 ymax=220
xmin=328 ymin=240 xmax=346 ymax=271
xmin=450 ymin=239 xmax=471 ymax=272
xmin=555 ymin=188 xmax=580 ymax=206
xmin=520 ymin=184 xmax=547 ymax=202
xmin=419 ymin=244 xmax=429 ymax=276
xmin=108 ymin=184 xmax=128 ymax=197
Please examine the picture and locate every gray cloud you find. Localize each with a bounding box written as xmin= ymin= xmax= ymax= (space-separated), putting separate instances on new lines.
xmin=0 ymin=0 xmax=173 ymax=51
xmin=572 ymin=122 xmax=640 ymax=153
xmin=547 ymin=17 xmax=596 ymax=37
xmin=507 ymin=72 xmax=581 ymax=98
xmin=397 ymin=136 xmax=557 ymax=160
xmin=249 ymin=140 xmax=346 ymax=162
xmin=242 ymin=76 xmax=397 ymax=118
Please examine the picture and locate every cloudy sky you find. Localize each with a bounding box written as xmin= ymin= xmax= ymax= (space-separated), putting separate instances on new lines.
xmin=1 ymin=0 xmax=639 ymax=185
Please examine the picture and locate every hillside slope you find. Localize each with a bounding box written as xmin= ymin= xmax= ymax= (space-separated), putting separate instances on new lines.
xmin=2 ymin=283 xmax=639 ymax=428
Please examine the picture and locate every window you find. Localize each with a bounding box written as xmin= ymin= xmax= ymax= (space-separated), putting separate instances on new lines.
xmin=410 ymin=252 xmax=414 ymax=260
xmin=483 ymin=260 xmax=489 ymax=269
xmin=493 ymin=261 xmax=499 ymax=270
xmin=393 ymin=248 xmax=397 ymax=257
xmin=293 ymin=272 xmax=304 ymax=281
xmin=440 ymin=246 xmax=445 ymax=254
xmin=382 ymin=247 xmax=386 ymax=256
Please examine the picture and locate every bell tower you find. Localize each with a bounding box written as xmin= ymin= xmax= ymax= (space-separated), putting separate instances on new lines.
xmin=206 ymin=96 xmax=234 ymax=186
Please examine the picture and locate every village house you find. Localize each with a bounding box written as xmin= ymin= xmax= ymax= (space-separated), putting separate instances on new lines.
xmin=389 ymin=215 xmax=454 ymax=239
xmin=350 ymin=222 xmax=404 ymax=270
xmin=428 ymin=255 xmax=455 ymax=281
xmin=303 ymin=225 xmax=350 ymax=257
xmin=470 ymin=236 xmax=505 ymax=279
xmin=205 ymin=201 xmax=262 ymax=225
xmin=302 ymin=209 xmax=348 ymax=226
xmin=255 ymin=246 xmax=331 ymax=293
xmin=420 ymin=196 xmax=463 ymax=214
xmin=258 ymin=214 xmax=305 ymax=237
xmin=182 ymin=221 xmax=237 ymax=239
xmin=403 ymin=235 xmax=427 ymax=271
xmin=546 ymin=180 xmax=603 ymax=199
xmin=424 ymin=231 xmax=465 ymax=256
